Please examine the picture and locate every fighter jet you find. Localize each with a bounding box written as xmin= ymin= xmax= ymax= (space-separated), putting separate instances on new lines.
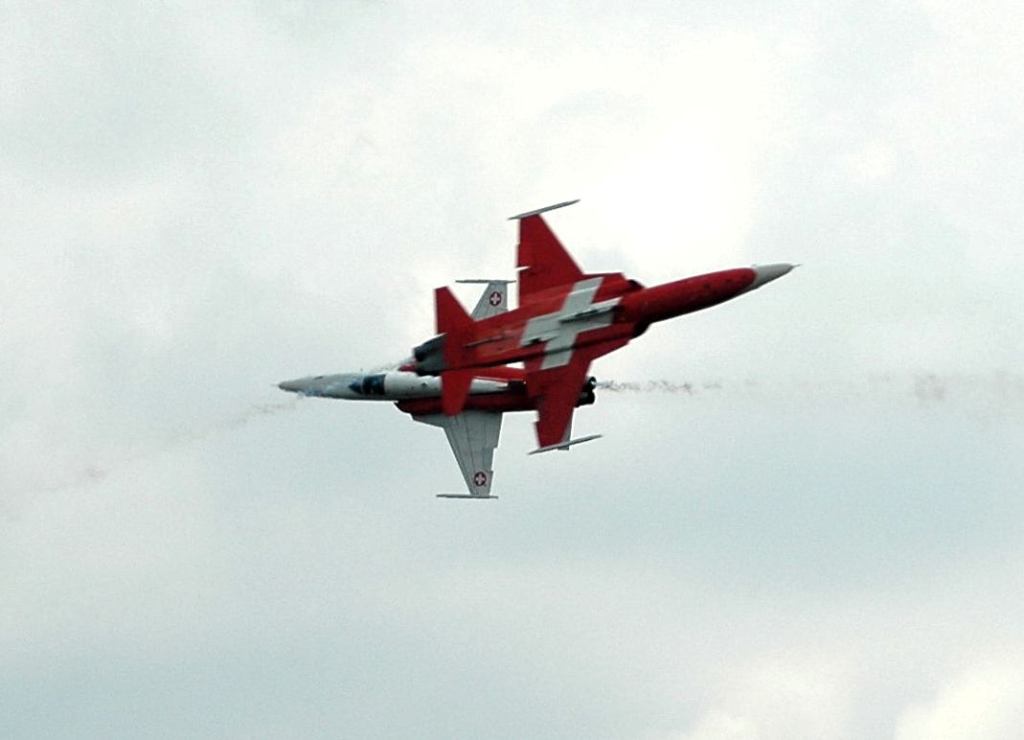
xmin=278 ymin=281 xmax=598 ymax=498
xmin=280 ymin=201 xmax=794 ymax=499
xmin=410 ymin=200 xmax=794 ymax=451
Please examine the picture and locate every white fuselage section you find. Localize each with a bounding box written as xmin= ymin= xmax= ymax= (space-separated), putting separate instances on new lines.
xmin=278 ymin=370 xmax=508 ymax=401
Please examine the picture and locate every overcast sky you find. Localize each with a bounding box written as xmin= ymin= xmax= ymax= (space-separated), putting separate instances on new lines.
xmin=2 ymin=1 xmax=1023 ymax=738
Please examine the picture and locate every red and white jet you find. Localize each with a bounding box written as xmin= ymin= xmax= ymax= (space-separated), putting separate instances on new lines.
xmin=279 ymin=201 xmax=793 ymax=499
xmin=279 ymin=280 xmax=594 ymax=498
xmin=410 ymin=200 xmax=794 ymax=449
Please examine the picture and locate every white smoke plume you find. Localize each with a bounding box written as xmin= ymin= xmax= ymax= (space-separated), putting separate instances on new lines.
xmin=8 ymin=397 xmax=302 ymax=502
xmin=598 ymin=371 xmax=1024 ymax=416
xmin=11 ymin=371 xmax=1020 ymax=506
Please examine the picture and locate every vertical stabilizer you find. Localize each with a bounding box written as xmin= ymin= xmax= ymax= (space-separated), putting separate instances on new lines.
xmin=441 ymin=369 xmax=474 ymax=416
xmin=435 ymin=286 xmax=473 ymax=335
xmin=456 ymin=279 xmax=515 ymax=319
xmin=435 ymin=285 xmax=473 ymax=372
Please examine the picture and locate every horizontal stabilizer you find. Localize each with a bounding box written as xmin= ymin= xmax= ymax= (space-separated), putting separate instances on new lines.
xmin=528 ymin=434 xmax=603 ymax=455
xmin=508 ymin=199 xmax=580 ymax=220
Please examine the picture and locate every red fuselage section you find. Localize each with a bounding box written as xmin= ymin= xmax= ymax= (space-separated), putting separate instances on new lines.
xmin=439 ymin=266 xmax=762 ymax=372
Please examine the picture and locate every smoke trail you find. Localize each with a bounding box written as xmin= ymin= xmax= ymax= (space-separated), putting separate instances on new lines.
xmin=167 ymin=397 xmax=302 ymax=440
xmin=13 ymin=396 xmax=303 ymax=499
xmin=597 ymin=372 xmax=1024 ymax=415
xmin=9 ymin=371 xmax=1020 ymax=505
xmin=599 ymin=379 xmax=699 ymax=394
xmin=7 ymin=360 xmax=393 ymax=503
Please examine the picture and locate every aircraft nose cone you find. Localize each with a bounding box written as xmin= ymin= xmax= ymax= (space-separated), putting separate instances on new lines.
xmin=749 ymin=263 xmax=795 ymax=291
xmin=278 ymin=378 xmax=307 ymax=394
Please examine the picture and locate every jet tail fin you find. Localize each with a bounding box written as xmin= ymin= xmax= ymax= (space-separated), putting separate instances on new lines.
xmin=456 ymin=279 xmax=515 ymax=319
xmin=435 ymin=286 xmax=473 ymax=335
xmin=434 ymin=286 xmax=476 ymax=370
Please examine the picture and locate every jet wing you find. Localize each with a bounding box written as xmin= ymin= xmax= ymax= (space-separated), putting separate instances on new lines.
xmin=414 ymin=410 xmax=503 ymax=498
xmin=511 ymin=201 xmax=584 ymax=303
xmin=525 ymin=338 xmax=628 ymax=452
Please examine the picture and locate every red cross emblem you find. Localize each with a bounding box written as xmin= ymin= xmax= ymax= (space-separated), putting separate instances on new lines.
xmin=473 ymin=471 xmax=488 ymax=487
xmin=488 ymin=291 xmax=502 ymax=307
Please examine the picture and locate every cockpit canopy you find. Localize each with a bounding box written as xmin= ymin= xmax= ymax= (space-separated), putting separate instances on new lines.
xmin=348 ymin=374 xmax=386 ymax=396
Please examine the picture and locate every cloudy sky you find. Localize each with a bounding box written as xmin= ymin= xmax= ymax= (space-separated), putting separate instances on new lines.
xmin=2 ymin=1 xmax=1023 ymax=737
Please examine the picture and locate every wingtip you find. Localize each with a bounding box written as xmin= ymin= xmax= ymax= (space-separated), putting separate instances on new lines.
xmin=528 ymin=433 xmax=603 ymax=455
xmin=508 ymin=199 xmax=580 ymax=221
xmin=436 ymin=494 xmax=500 ymax=499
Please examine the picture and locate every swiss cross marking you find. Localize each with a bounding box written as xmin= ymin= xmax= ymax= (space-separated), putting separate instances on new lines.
xmin=519 ymin=277 xmax=618 ymax=369
xmin=488 ymin=291 xmax=502 ymax=306
xmin=473 ymin=471 xmax=488 ymax=487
